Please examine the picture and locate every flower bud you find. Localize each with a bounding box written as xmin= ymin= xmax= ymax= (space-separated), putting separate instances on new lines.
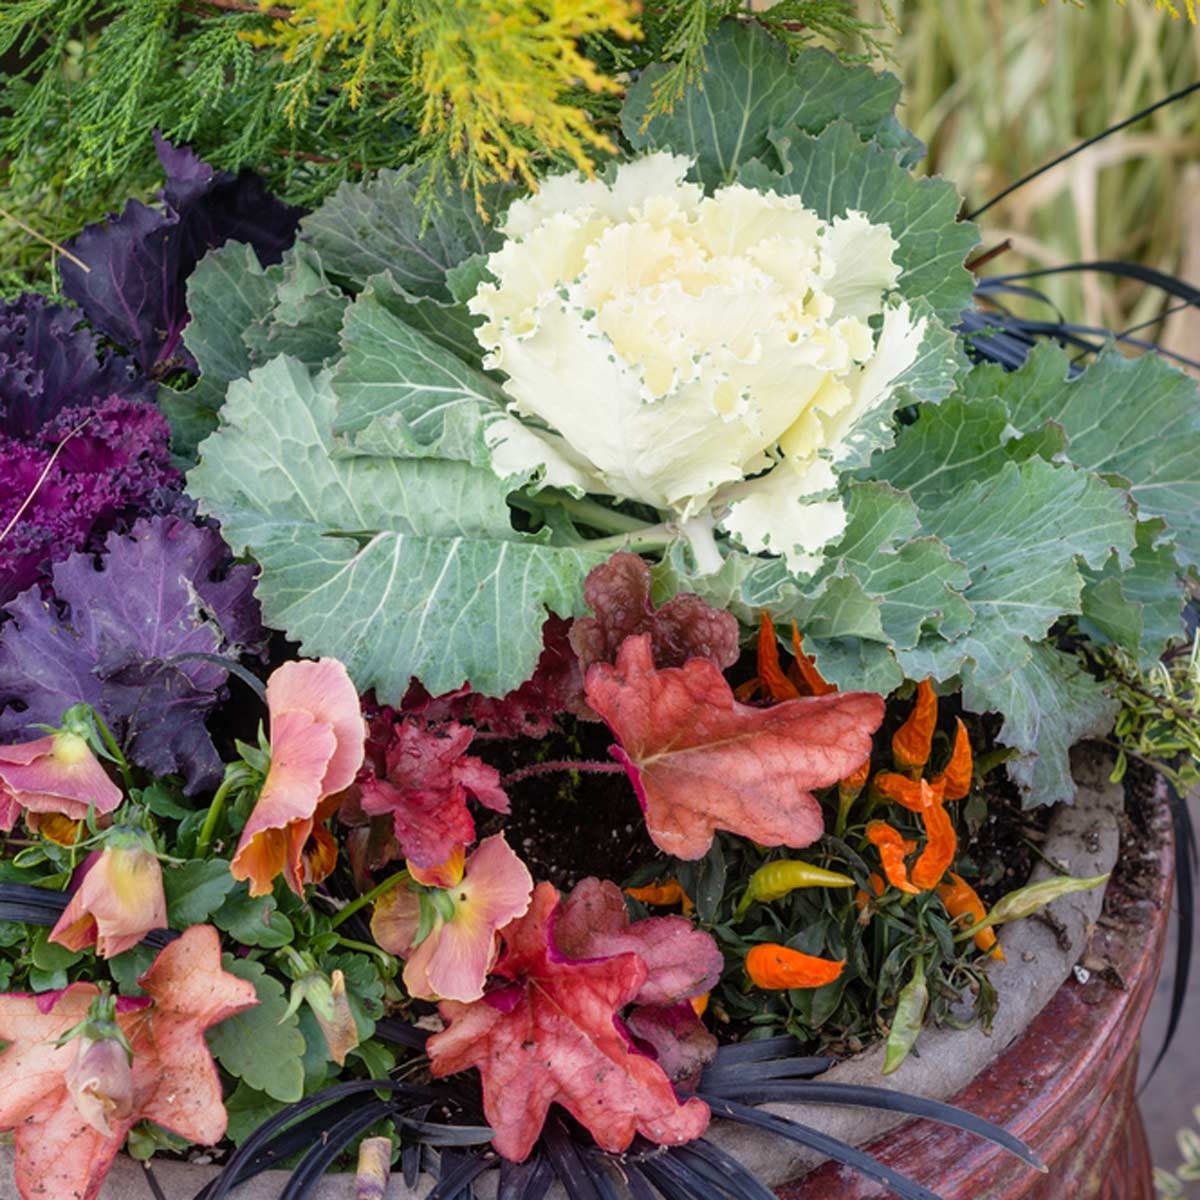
xmin=312 ymin=969 xmax=359 ymax=1067
xmin=64 ymin=1035 xmax=135 ymax=1136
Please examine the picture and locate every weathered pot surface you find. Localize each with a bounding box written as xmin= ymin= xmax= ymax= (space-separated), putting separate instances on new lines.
xmin=0 ymin=748 xmax=1138 ymax=1200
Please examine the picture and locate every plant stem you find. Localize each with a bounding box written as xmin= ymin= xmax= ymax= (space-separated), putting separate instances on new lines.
xmin=195 ymin=774 xmax=240 ymax=857
xmin=330 ymin=869 xmax=411 ymax=929
xmin=334 ymin=935 xmax=393 ymax=967
xmin=584 ymin=526 xmax=676 ymax=555
xmin=541 ymin=493 xmax=655 ymax=535
xmin=501 ymin=759 xmax=628 ymax=787
xmin=92 ymin=711 xmax=134 ymax=793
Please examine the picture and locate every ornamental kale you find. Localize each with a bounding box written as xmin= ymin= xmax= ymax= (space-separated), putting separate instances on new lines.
xmin=60 ymin=134 xmax=304 ymax=375
xmin=0 ymin=516 xmax=267 ymax=793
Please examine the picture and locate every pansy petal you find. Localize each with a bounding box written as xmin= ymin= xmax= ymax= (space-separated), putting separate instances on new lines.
xmin=371 ymin=881 xmax=424 ymax=957
xmin=0 ymin=734 xmax=121 ymax=819
xmin=265 ymin=659 xmax=365 ymax=796
xmin=12 ymin=1092 xmax=124 ymax=1200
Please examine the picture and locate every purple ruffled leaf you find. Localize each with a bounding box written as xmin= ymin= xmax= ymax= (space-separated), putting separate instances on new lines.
xmin=0 ymin=395 xmax=180 ymax=604
xmin=0 ymin=516 xmax=267 ymax=792
xmin=60 ymin=133 xmax=304 ymax=374
xmin=0 ymin=294 xmax=152 ymax=438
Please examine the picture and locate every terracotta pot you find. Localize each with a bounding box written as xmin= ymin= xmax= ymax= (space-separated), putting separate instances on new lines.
xmin=777 ymin=781 xmax=1172 ymax=1200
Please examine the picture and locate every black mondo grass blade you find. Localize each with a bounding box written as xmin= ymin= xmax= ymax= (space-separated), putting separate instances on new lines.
xmin=278 ymin=1100 xmax=395 ymax=1200
xmin=697 ymin=1082 xmax=1043 ymax=1172
xmin=198 ymin=1080 xmax=430 ymax=1200
xmin=542 ymin=1114 xmax=607 ymax=1200
xmin=702 ymin=1097 xmax=945 ymax=1200
xmin=672 ymin=1138 xmax=778 ymax=1200
xmin=397 ymin=1118 xmax=494 ymax=1147
xmin=426 ymin=1151 xmax=494 ymax=1200
xmin=497 ymin=1155 xmax=557 ymax=1200
xmin=1143 ymin=778 xmax=1197 ymax=1088
xmin=698 ymin=1056 xmax=834 ymax=1089
xmin=622 ymin=1162 xmax=663 ymax=1200
xmin=662 ymin=1142 xmax=773 ymax=1200
xmin=707 ymin=1034 xmax=805 ymax=1063
xmin=636 ymin=1150 xmax=728 ymax=1200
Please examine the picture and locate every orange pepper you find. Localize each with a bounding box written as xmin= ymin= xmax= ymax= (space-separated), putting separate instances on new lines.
xmin=789 ymin=624 xmax=837 ymax=696
xmin=839 ymin=758 xmax=871 ymax=806
xmin=866 ymin=822 xmax=920 ymax=894
xmin=933 ymin=718 xmax=973 ymax=801
xmin=745 ymin=944 xmax=845 ymax=990
xmin=872 ymin=771 xmax=934 ymax=812
xmin=690 ymin=992 xmax=710 ymax=1018
xmin=756 ymin=612 xmax=801 ymax=702
xmin=892 ymin=678 xmax=937 ymax=773
xmin=625 ymin=880 xmax=695 ymax=915
xmin=910 ymin=791 xmax=956 ymax=891
xmin=937 ymin=872 xmax=1004 ymax=960
xmin=853 ymin=871 xmax=885 ymax=913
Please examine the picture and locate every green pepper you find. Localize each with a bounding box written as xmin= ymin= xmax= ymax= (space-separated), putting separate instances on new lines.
xmin=883 ymin=957 xmax=928 ymax=1075
xmin=734 ymin=859 xmax=856 ymax=918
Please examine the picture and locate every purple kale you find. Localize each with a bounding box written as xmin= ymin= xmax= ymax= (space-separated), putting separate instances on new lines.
xmin=0 ymin=516 xmax=267 ymax=793
xmin=0 ymin=395 xmax=180 ymax=604
xmin=60 ymin=133 xmax=305 ymax=374
xmin=0 ymin=294 xmax=152 ymax=437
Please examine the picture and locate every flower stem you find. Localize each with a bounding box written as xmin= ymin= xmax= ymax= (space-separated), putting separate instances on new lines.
xmin=334 ymin=935 xmax=394 ymax=967
xmin=330 ymin=868 xmax=411 ymax=929
xmin=92 ymin=712 xmax=134 ymax=793
xmin=195 ymin=773 xmax=241 ymax=858
xmin=501 ymin=759 xmax=628 ymax=787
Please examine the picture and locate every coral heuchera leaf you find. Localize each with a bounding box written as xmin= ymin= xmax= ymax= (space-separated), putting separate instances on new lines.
xmin=60 ymin=134 xmax=303 ymax=373
xmin=585 ymin=635 xmax=884 ymax=859
xmin=0 ymin=925 xmax=256 ymax=1200
xmin=427 ymin=882 xmax=710 ymax=1161
xmin=554 ymin=877 xmax=722 ymax=1007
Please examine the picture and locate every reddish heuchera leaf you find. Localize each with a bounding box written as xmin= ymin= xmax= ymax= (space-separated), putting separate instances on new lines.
xmin=427 ymin=882 xmax=710 ymax=1161
xmin=359 ymin=719 xmax=509 ymax=868
xmin=570 ymin=553 xmax=740 ymax=674
xmin=585 ymin=635 xmax=885 ymax=860
xmin=555 ymin=877 xmax=722 ymax=1006
xmin=625 ymin=1003 xmax=718 ymax=1088
xmin=405 ymin=615 xmax=586 ymax=737
xmin=0 ymin=925 xmax=256 ymax=1200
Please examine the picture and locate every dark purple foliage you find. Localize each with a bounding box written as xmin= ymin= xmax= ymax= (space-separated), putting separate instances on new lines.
xmin=0 ymin=516 xmax=268 ymax=793
xmin=0 ymin=394 xmax=180 ymax=604
xmin=60 ymin=133 xmax=304 ymax=374
xmin=0 ymin=293 xmax=152 ymax=437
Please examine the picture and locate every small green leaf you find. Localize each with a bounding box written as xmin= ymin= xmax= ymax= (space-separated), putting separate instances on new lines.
xmin=30 ymin=929 xmax=82 ymax=972
xmin=213 ymin=884 xmax=295 ymax=949
xmin=107 ymin=944 xmax=158 ymax=996
xmin=206 ymin=956 xmax=306 ymax=1102
xmin=223 ymin=1081 xmax=289 ymax=1147
xmin=162 ymin=859 xmax=236 ymax=929
xmin=137 ymin=781 xmax=194 ymax=821
xmin=28 ymin=967 xmax=68 ymax=992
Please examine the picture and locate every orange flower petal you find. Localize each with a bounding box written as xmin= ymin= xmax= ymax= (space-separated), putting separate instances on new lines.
xmin=624 ymin=880 xmax=693 ymax=915
xmin=745 ymin=944 xmax=845 ymax=990
xmin=756 ymin=613 xmax=800 ymax=702
xmin=866 ymin=822 xmax=920 ymax=894
xmin=789 ymin=625 xmax=836 ymax=696
xmin=410 ymin=846 xmax=466 ymax=889
xmin=892 ymin=679 xmax=937 ymax=772
xmin=933 ymin=718 xmax=973 ymax=802
xmin=301 ymin=824 xmax=339 ymax=887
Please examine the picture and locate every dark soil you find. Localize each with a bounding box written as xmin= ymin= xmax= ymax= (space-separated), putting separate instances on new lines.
xmin=474 ymin=715 xmax=666 ymax=891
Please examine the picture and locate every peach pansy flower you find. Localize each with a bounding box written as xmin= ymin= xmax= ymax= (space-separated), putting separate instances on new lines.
xmin=50 ymin=837 xmax=169 ymax=959
xmin=372 ymin=834 xmax=533 ymax=1003
xmin=0 ymin=732 xmax=121 ymax=831
xmin=232 ymin=658 xmax=365 ymax=897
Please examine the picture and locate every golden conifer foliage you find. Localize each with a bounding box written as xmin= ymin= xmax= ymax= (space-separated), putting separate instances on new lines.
xmin=251 ymin=0 xmax=641 ymax=208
